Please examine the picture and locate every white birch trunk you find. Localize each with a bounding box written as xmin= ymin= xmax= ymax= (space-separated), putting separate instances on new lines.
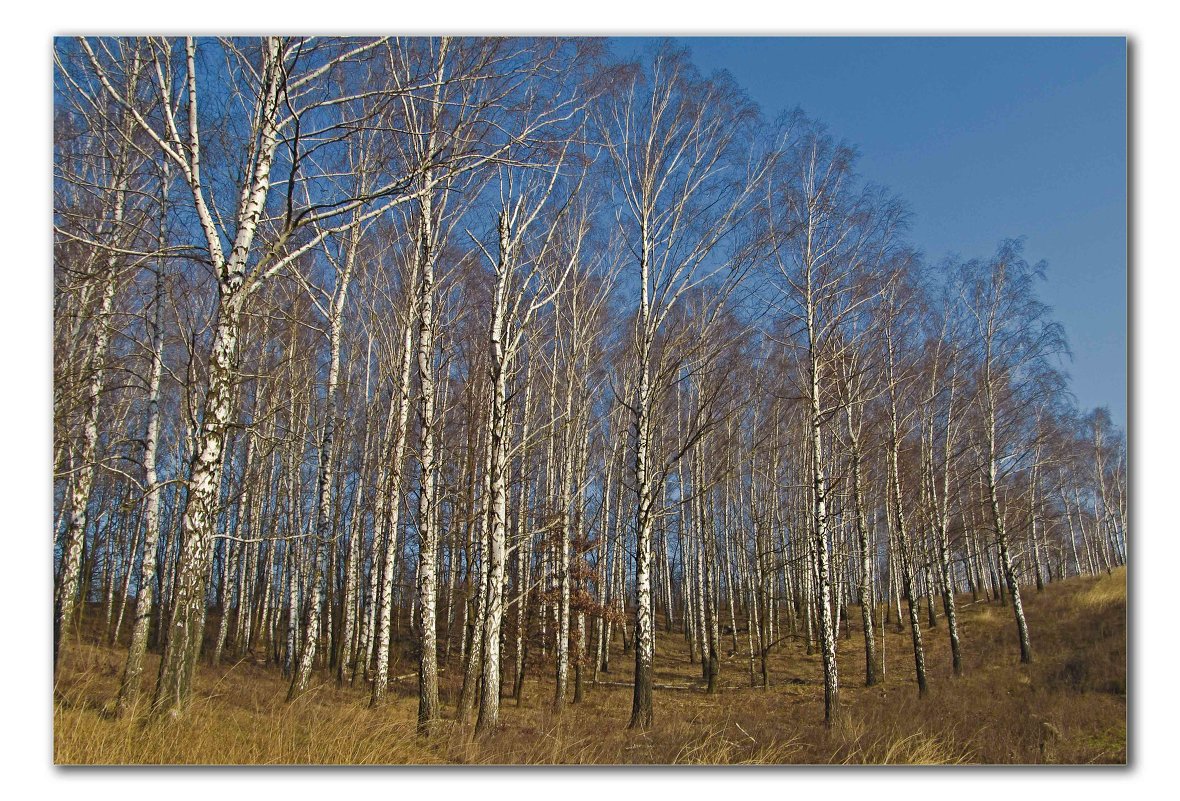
xmin=370 ymin=313 xmax=416 ymax=706
xmin=152 ymin=37 xmax=285 ymax=718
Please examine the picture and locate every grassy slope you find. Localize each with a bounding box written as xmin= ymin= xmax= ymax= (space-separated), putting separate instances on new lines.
xmin=54 ymin=566 xmax=1126 ymax=765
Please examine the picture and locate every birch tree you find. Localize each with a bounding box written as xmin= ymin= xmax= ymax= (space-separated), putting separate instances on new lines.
xmin=53 ymin=39 xmax=155 ymax=670
xmin=593 ymin=42 xmax=770 ymax=729
xmin=764 ymin=113 xmax=904 ymax=722
xmin=471 ymin=158 xmax=589 ymax=731
xmin=959 ymin=240 xmax=1068 ymax=665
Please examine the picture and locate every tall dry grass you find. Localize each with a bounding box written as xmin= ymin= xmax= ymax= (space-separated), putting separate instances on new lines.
xmin=54 ymin=567 xmax=1126 ymax=765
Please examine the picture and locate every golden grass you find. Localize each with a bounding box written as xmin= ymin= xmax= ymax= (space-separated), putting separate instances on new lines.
xmin=55 ymin=568 xmax=1126 ymax=765
xmin=55 ymin=653 xmax=443 ymax=765
xmin=1076 ymin=566 xmax=1128 ymax=609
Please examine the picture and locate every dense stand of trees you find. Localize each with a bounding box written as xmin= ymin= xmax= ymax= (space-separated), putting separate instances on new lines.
xmin=53 ymin=36 xmax=1127 ymax=731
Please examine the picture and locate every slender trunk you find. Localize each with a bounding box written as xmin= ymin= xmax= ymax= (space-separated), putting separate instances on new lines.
xmin=477 ymin=216 xmax=517 ymax=732
xmin=846 ymin=411 xmax=877 ymax=687
xmin=629 ymin=220 xmax=655 ymax=730
xmin=370 ymin=312 xmax=416 ymax=707
xmin=414 ymin=198 xmax=442 ymax=733
xmin=116 ymin=252 xmax=167 ymax=716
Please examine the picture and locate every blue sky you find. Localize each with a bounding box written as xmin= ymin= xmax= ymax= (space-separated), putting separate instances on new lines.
xmin=617 ymin=37 xmax=1127 ymax=426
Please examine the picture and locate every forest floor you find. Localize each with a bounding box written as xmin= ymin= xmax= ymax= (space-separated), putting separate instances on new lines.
xmin=54 ymin=566 xmax=1127 ymax=765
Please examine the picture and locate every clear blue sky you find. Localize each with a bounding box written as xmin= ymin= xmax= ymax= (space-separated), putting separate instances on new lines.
xmin=617 ymin=37 xmax=1127 ymax=427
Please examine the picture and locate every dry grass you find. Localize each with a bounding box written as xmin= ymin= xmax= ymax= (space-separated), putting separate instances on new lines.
xmin=55 ymin=567 xmax=1126 ymax=765
xmin=1077 ymin=567 xmax=1128 ymax=610
xmin=54 ymin=647 xmax=443 ymax=765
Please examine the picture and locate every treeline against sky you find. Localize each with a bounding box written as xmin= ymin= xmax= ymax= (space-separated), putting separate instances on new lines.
xmin=52 ymin=37 xmax=1126 ymax=730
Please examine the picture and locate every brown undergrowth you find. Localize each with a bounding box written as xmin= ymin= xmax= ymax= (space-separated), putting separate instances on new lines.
xmin=54 ymin=567 xmax=1126 ymax=765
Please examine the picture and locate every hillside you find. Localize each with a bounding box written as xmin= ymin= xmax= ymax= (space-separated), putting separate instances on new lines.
xmin=54 ymin=567 xmax=1126 ymax=765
